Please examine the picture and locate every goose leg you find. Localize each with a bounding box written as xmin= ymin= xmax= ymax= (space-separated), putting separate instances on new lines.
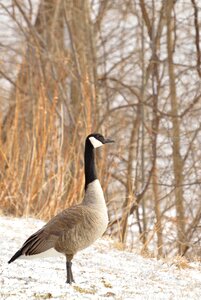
xmin=66 ymin=261 xmax=74 ymax=284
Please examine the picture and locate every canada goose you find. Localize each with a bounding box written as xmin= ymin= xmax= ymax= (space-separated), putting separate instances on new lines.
xmin=8 ymin=133 xmax=114 ymax=284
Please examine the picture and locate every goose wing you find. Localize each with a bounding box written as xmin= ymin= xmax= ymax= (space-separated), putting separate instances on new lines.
xmin=8 ymin=205 xmax=87 ymax=262
xmin=46 ymin=204 xmax=89 ymax=231
xmin=8 ymin=226 xmax=59 ymax=263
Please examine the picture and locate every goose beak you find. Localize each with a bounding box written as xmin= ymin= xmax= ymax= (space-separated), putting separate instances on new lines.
xmin=104 ymin=138 xmax=115 ymax=144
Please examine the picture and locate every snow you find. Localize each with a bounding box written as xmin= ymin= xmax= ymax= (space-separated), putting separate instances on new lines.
xmin=0 ymin=216 xmax=201 ymax=300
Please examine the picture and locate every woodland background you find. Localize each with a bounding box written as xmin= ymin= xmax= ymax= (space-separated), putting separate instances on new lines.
xmin=0 ymin=0 xmax=200 ymax=259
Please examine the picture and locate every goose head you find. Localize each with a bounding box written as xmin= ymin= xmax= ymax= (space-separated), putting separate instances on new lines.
xmin=87 ymin=133 xmax=114 ymax=148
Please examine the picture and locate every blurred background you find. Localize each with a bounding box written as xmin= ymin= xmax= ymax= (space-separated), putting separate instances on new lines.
xmin=0 ymin=0 xmax=200 ymax=259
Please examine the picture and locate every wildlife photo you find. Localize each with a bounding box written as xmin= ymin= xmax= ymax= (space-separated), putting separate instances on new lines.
xmin=0 ymin=1 xmax=201 ymax=299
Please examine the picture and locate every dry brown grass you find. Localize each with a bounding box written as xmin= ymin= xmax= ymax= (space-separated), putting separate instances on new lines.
xmin=112 ymin=241 xmax=126 ymax=251
xmin=0 ymin=87 xmax=89 ymax=220
xmin=1 ymin=0 xmax=201 ymax=259
xmin=0 ymin=81 xmax=113 ymax=221
xmin=163 ymin=255 xmax=192 ymax=270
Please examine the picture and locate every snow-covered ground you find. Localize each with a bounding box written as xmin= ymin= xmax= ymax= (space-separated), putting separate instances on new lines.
xmin=0 ymin=216 xmax=201 ymax=300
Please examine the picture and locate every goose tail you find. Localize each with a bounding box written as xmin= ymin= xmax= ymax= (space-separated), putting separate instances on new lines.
xmin=8 ymin=249 xmax=23 ymax=264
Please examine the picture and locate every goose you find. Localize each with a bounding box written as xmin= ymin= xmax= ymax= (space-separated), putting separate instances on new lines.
xmin=8 ymin=133 xmax=114 ymax=284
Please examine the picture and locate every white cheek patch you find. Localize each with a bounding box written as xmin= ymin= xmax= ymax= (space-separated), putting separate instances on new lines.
xmin=89 ymin=137 xmax=103 ymax=148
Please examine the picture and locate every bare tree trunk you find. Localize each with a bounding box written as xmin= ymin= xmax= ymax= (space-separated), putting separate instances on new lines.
xmin=152 ymin=166 xmax=163 ymax=256
xmin=65 ymin=0 xmax=98 ymax=133
xmin=138 ymin=0 xmax=164 ymax=253
xmin=166 ymin=0 xmax=186 ymax=255
xmin=150 ymin=0 xmax=163 ymax=258
xmin=191 ymin=0 xmax=201 ymax=78
xmin=140 ymin=17 xmax=147 ymax=249
xmin=120 ymin=106 xmax=141 ymax=243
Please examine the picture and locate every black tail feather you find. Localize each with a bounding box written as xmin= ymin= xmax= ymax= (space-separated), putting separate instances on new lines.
xmin=8 ymin=249 xmax=23 ymax=264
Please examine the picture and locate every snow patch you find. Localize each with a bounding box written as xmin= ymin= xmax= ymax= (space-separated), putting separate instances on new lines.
xmin=0 ymin=216 xmax=201 ymax=300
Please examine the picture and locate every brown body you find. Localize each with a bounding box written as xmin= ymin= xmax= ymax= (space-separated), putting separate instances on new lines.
xmin=9 ymin=180 xmax=108 ymax=267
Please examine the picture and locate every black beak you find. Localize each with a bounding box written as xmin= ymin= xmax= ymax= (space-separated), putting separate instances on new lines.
xmin=104 ymin=138 xmax=115 ymax=144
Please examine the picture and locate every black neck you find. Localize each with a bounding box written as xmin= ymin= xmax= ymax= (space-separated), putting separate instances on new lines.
xmin=84 ymin=139 xmax=97 ymax=190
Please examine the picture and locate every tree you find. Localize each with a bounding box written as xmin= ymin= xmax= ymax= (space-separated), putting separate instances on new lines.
xmin=0 ymin=0 xmax=201 ymax=257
